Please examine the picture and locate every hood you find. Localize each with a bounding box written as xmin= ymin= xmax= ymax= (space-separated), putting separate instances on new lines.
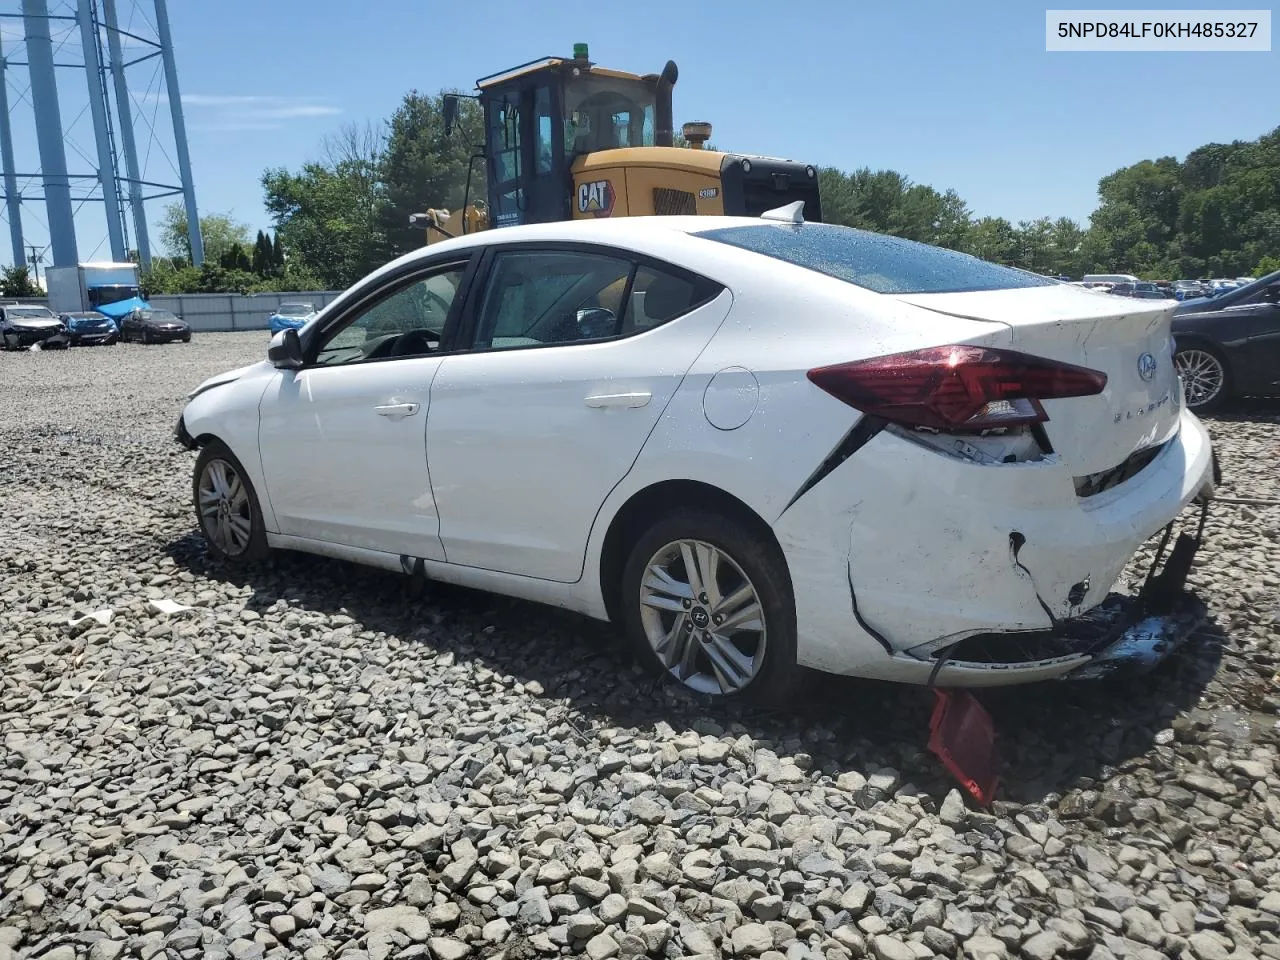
xmin=8 ymin=316 xmax=62 ymax=329
xmin=96 ymin=296 xmax=151 ymax=319
xmin=67 ymin=315 xmax=115 ymax=328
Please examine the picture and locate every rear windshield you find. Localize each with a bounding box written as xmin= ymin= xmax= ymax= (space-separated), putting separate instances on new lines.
xmin=695 ymin=223 xmax=1054 ymax=295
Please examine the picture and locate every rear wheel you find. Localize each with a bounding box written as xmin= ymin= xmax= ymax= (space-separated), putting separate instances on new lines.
xmin=1174 ymin=344 xmax=1231 ymax=413
xmin=193 ymin=441 xmax=269 ymax=563
xmin=620 ymin=508 xmax=807 ymax=707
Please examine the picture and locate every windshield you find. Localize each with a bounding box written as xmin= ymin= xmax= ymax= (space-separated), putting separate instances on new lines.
xmin=88 ymin=285 xmax=140 ymax=307
xmin=142 ymin=310 xmax=179 ymax=323
xmin=278 ymin=303 xmax=313 ymax=316
xmin=563 ymin=76 xmax=656 ymax=153
xmin=696 ymin=223 xmax=1056 ymax=295
xmin=9 ymin=306 xmax=55 ymax=319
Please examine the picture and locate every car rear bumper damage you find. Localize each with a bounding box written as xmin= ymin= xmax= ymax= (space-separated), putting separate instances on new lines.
xmin=775 ymin=408 xmax=1216 ymax=686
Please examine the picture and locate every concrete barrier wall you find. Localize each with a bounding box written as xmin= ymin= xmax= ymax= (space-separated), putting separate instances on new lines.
xmin=147 ymin=291 xmax=345 ymax=333
xmin=12 ymin=292 xmax=346 ymax=332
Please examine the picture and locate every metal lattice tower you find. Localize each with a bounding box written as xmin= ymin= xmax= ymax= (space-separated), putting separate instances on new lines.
xmin=0 ymin=0 xmax=204 ymax=272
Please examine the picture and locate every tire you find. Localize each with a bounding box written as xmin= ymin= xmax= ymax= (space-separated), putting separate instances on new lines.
xmin=193 ymin=440 xmax=270 ymax=563
xmin=1174 ymin=343 xmax=1232 ymax=414
xmin=142 ymin=329 xmax=153 ymax=345
xmin=620 ymin=507 xmax=808 ymax=707
xmin=182 ymin=333 xmax=191 ymax=343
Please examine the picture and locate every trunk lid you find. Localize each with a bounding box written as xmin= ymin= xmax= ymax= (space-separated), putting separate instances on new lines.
xmin=896 ymin=286 xmax=1181 ymax=476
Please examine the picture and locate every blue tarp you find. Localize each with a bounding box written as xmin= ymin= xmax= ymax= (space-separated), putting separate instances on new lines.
xmin=95 ymin=296 xmax=150 ymax=319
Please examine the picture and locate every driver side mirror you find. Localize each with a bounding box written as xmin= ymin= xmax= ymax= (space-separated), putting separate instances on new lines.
xmin=1263 ymin=285 xmax=1280 ymax=304
xmin=269 ymin=328 xmax=303 ymax=369
xmin=576 ymin=307 xmax=618 ymax=339
xmin=442 ymin=95 xmax=459 ymax=138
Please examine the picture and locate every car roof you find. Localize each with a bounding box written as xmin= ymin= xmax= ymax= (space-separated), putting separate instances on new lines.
xmin=347 ymin=215 xmax=772 ymax=298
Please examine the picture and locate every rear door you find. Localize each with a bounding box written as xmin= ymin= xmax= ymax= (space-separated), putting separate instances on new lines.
xmin=426 ymin=244 xmax=730 ymax=582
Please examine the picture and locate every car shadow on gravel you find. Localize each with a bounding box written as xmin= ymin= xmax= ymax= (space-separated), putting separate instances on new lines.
xmin=1207 ymin=395 xmax=1280 ymax=424
xmin=164 ymin=531 xmax=1228 ymax=811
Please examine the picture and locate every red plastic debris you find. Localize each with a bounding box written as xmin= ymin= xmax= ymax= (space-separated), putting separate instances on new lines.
xmin=928 ymin=688 xmax=1000 ymax=807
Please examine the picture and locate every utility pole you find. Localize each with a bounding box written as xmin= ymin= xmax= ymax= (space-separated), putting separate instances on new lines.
xmin=27 ymin=244 xmax=43 ymax=287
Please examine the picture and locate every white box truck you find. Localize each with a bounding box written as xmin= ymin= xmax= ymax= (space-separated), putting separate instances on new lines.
xmin=45 ymin=262 xmax=143 ymax=315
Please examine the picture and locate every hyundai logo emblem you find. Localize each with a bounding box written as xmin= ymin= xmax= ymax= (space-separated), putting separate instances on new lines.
xmin=1137 ymin=352 xmax=1157 ymax=382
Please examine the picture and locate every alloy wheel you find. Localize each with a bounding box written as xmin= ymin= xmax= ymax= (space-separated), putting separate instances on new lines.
xmin=638 ymin=538 xmax=767 ymax=695
xmin=1174 ymin=349 xmax=1225 ymax=408
xmin=197 ymin=458 xmax=253 ymax=556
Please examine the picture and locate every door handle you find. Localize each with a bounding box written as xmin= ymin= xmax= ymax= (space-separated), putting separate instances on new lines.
xmin=584 ymin=391 xmax=651 ymax=409
xmin=374 ymin=402 xmax=421 ymax=419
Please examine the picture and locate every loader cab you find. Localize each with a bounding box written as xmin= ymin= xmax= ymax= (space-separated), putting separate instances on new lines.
xmin=474 ymin=45 xmax=677 ymax=228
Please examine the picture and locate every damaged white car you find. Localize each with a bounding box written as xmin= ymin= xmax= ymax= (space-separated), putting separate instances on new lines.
xmin=176 ymin=209 xmax=1217 ymax=704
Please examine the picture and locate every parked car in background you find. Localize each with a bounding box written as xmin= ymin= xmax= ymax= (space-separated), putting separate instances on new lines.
xmin=59 ymin=311 xmax=119 ymax=346
xmin=176 ymin=213 xmax=1215 ymax=703
xmin=118 ymin=308 xmax=192 ymax=344
xmin=268 ymin=302 xmax=317 ymax=334
xmin=1108 ymin=282 xmax=1169 ymax=300
xmin=1082 ymin=273 xmax=1139 ymax=286
xmin=1174 ymin=280 xmax=1209 ymax=301
xmin=0 ymin=302 xmax=69 ymax=350
xmin=1172 ymin=269 xmax=1280 ymax=412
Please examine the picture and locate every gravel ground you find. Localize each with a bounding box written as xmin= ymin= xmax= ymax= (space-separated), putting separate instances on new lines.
xmin=2 ymin=333 xmax=1278 ymax=960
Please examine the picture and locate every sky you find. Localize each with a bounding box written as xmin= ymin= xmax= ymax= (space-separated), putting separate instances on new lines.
xmin=2 ymin=0 xmax=1277 ymax=268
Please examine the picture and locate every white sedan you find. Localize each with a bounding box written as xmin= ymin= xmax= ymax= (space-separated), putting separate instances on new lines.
xmin=176 ymin=210 xmax=1217 ymax=704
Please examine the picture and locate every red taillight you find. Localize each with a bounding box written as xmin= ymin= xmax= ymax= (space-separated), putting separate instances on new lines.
xmin=807 ymin=345 xmax=1107 ymax=432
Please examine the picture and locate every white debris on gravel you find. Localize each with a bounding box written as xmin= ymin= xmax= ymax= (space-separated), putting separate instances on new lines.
xmin=2 ymin=333 xmax=1279 ymax=960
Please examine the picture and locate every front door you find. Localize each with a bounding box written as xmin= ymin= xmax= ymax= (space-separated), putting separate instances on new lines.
xmin=426 ymin=246 xmax=730 ymax=581
xmin=257 ymin=260 xmax=471 ymax=559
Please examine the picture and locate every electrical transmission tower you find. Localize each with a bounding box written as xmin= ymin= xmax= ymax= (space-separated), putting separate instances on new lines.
xmin=0 ymin=0 xmax=204 ymax=271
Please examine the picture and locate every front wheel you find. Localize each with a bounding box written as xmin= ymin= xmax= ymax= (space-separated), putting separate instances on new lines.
xmin=193 ymin=441 xmax=270 ymax=563
xmin=620 ymin=508 xmax=807 ymax=707
xmin=1174 ymin=344 xmax=1231 ymax=414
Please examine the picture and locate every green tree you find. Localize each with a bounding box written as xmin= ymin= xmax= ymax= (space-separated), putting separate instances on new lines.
xmin=377 ymin=94 xmax=484 ymax=258
xmin=220 ymin=242 xmax=252 ymax=273
xmin=963 ymin=217 xmax=1018 ymax=265
xmin=1254 ymin=255 xmax=1280 ymax=276
xmin=0 ymin=264 xmax=41 ymax=297
xmin=262 ymin=120 xmax=391 ymax=288
xmin=251 ymin=231 xmax=274 ymax=276
xmin=158 ymin=202 xmax=252 ymax=265
xmin=272 ymin=232 xmax=285 ymax=269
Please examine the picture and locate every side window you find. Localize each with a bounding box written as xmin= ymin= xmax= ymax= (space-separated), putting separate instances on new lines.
xmin=534 ymin=86 xmax=554 ymax=175
xmin=1244 ymin=281 xmax=1280 ymax=306
xmin=621 ymin=265 xmax=714 ymax=334
xmin=313 ymin=264 xmax=467 ymax=367
xmin=474 ymin=250 xmax=634 ymax=350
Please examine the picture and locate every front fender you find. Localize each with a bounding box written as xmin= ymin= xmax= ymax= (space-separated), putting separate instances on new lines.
xmin=179 ymin=369 xmax=281 ymax=533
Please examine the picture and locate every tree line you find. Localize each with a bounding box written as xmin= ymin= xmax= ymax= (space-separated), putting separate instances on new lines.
xmin=139 ymin=91 xmax=1279 ymax=293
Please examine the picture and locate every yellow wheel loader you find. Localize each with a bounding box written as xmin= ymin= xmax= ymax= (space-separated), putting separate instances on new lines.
xmin=411 ymin=43 xmax=823 ymax=244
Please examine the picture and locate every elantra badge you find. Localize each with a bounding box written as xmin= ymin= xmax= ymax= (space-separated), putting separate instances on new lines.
xmin=1137 ymin=352 xmax=1157 ymax=382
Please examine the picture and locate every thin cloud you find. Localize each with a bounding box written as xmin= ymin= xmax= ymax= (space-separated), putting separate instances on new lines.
xmin=189 ymin=121 xmax=285 ymax=132
xmin=181 ymin=94 xmax=276 ymax=107
xmin=138 ymin=92 xmax=342 ymax=123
